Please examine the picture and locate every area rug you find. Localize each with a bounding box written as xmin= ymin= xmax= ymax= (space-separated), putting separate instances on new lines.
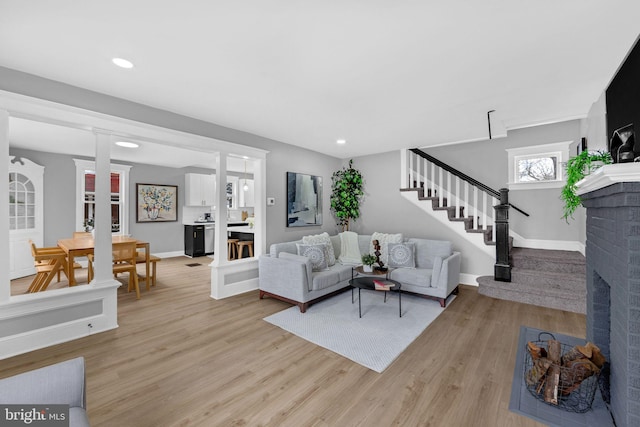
xmin=509 ymin=325 xmax=614 ymax=426
xmin=263 ymin=290 xmax=454 ymax=373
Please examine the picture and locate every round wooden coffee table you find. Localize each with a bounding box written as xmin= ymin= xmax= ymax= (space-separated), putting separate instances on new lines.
xmin=349 ymin=276 xmax=402 ymax=318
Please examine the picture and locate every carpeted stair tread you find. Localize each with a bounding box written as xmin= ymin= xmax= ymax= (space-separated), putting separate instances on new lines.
xmin=510 ymin=270 xmax=586 ymax=292
xmin=511 ymin=247 xmax=585 ymax=274
xmin=477 ymin=247 xmax=586 ymax=313
xmin=478 ymin=274 xmax=585 ymax=299
xmin=477 ymin=275 xmax=585 ymax=314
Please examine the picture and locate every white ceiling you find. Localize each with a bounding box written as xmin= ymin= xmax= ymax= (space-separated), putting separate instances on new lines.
xmin=1 ymin=1 xmax=639 ymax=160
xmin=9 ymin=117 xmax=213 ymax=168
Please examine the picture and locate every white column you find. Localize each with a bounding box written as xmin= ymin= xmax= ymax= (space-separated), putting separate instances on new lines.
xmin=213 ymin=151 xmax=228 ymax=265
xmin=0 ymin=110 xmax=9 ymax=302
xmin=252 ymin=157 xmax=265 ymax=257
xmin=91 ymin=129 xmax=114 ymax=284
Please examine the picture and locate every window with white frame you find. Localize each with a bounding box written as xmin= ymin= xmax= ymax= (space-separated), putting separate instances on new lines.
xmin=74 ymin=159 xmax=131 ymax=234
xmin=506 ymin=141 xmax=572 ymax=190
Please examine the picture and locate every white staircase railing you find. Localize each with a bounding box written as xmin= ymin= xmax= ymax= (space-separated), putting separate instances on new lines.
xmin=401 ymin=148 xmax=498 ymax=242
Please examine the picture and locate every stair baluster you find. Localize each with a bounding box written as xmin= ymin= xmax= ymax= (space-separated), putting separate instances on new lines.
xmin=401 ymin=148 xmax=530 ymax=281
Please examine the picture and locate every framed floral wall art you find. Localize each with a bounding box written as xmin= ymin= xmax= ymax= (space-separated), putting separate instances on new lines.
xmin=136 ymin=183 xmax=178 ymax=223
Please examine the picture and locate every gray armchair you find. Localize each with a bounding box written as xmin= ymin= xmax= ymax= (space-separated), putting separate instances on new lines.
xmin=0 ymin=357 xmax=89 ymax=426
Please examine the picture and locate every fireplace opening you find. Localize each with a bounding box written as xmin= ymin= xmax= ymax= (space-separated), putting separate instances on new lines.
xmin=590 ymin=272 xmax=611 ymax=405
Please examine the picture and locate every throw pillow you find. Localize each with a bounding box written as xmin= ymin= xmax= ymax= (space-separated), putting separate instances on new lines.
xmin=370 ymin=232 xmax=403 ymax=266
xmin=388 ymin=242 xmax=416 ymax=268
xmin=302 ymin=232 xmax=336 ymax=266
xmin=296 ymin=243 xmax=329 ymax=271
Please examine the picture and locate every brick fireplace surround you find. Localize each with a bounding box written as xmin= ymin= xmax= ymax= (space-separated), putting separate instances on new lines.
xmin=577 ymin=164 xmax=640 ymax=427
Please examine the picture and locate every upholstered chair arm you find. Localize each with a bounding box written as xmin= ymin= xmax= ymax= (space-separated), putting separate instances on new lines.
xmin=258 ymin=254 xmax=313 ymax=302
xmin=432 ymin=251 xmax=461 ymax=294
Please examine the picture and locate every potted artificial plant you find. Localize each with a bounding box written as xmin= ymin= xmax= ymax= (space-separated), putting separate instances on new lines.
xmin=330 ymin=159 xmax=364 ymax=231
xmin=361 ymin=254 xmax=376 ymax=272
xmin=561 ymin=149 xmax=612 ymax=221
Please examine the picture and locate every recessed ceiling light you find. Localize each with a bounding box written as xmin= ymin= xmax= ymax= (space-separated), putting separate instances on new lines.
xmin=115 ymin=141 xmax=139 ymax=148
xmin=336 ymin=139 xmax=347 ymax=145
xmin=112 ymin=57 xmax=134 ymax=69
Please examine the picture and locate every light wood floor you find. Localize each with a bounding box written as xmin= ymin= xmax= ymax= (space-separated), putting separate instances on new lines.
xmin=4 ymin=257 xmax=586 ymax=427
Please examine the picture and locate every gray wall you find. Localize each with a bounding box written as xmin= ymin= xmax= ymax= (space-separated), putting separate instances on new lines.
xmin=0 ymin=67 xmax=342 ymax=249
xmin=426 ymin=120 xmax=585 ymax=242
xmin=10 ymin=147 xmax=189 ymax=252
xmin=350 ymin=120 xmax=587 ymax=276
xmin=2 ymin=67 xmax=586 ymax=276
xmin=350 ymin=151 xmax=494 ymax=277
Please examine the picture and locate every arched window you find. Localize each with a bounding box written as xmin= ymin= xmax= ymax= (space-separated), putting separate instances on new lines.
xmin=9 ymin=172 xmax=35 ymax=230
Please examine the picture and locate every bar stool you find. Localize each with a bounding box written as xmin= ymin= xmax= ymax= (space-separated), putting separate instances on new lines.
xmin=236 ymin=240 xmax=254 ymax=258
xmin=227 ymin=239 xmax=239 ymax=260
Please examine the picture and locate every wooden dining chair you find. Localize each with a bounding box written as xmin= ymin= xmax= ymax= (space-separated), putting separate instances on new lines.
xmin=27 ymin=241 xmax=68 ymax=293
xmin=135 ymin=249 xmax=161 ymax=289
xmin=113 ymin=241 xmax=141 ymax=299
xmin=89 ymin=241 xmax=141 ymax=299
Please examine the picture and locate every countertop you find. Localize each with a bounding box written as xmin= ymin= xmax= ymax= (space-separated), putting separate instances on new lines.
xmin=227 ymin=225 xmax=254 ymax=233
xmin=183 ymin=222 xmax=251 ymax=230
xmin=183 ymin=221 xmax=215 ymax=226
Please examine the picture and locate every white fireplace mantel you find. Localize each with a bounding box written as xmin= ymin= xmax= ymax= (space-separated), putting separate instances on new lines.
xmin=575 ymin=163 xmax=640 ymax=195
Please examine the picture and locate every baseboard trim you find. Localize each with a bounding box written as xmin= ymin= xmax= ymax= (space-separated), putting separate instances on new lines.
xmin=459 ymin=273 xmax=479 ymax=286
xmin=154 ymin=250 xmax=187 ymax=259
xmin=511 ymin=237 xmax=585 ymax=254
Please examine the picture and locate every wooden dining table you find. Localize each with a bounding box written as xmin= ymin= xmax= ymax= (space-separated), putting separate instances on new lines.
xmin=57 ymin=235 xmax=150 ymax=287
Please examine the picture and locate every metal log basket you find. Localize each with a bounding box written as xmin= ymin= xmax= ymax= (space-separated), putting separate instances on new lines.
xmin=523 ymin=332 xmax=600 ymax=413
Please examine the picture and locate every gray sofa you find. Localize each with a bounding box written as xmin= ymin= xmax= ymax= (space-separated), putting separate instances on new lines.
xmin=259 ymin=233 xmax=460 ymax=312
xmin=0 ymin=357 xmax=89 ymax=426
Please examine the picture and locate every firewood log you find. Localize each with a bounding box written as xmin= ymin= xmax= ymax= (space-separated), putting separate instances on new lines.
xmin=576 ymin=342 xmax=595 ymax=359
xmin=526 ymin=358 xmax=551 ymax=387
xmin=590 ymin=345 xmax=606 ymax=369
xmin=544 ymin=340 xmax=562 ymax=404
xmin=561 ymin=358 xmax=600 ymax=395
xmin=527 ymin=341 xmax=547 ymax=360
xmin=565 ymin=342 xmax=606 ymax=368
xmin=561 ymin=346 xmax=586 ymax=365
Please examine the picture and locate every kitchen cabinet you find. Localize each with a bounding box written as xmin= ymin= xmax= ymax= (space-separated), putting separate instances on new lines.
xmin=185 ymin=173 xmax=215 ymax=206
xmin=239 ymin=179 xmax=254 ymax=207
xmin=184 ymin=225 xmax=205 ymax=257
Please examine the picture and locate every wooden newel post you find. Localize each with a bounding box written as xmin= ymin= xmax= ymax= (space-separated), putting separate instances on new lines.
xmin=494 ymin=188 xmax=511 ymax=282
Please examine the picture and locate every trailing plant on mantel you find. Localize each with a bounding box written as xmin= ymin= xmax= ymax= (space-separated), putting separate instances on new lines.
xmin=330 ymin=159 xmax=364 ymax=231
xmin=561 ymin=149 xmax=612 ymax=222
